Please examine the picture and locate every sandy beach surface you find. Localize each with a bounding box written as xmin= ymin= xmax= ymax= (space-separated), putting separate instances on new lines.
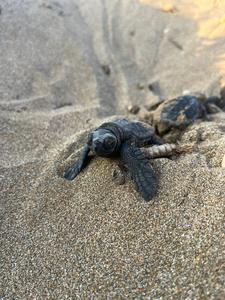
xmin=1 ymin=0 xmax=225 ymax=299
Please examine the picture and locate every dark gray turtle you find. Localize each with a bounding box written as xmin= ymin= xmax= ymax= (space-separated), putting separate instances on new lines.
xmin=64 ymin=119 xmax=162 ymax=201
xmin=152 ymin=95 xmax=207 ymax=135
xmin=151 ymin=93 xmax=225 ymax=135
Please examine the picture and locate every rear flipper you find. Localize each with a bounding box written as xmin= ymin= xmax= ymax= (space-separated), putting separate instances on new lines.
xmin=120 ymin=142 xmax=157 ymax=201
xmin=64 ymin=144 xmax=90 ymax=180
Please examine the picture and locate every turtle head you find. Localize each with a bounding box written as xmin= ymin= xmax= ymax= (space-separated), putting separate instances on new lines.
xmin=87 ymin=128 xmax=119 ymax=157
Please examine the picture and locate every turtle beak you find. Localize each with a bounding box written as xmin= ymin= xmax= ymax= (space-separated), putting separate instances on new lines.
xmin=92 ymin=138 xmax=103 ymax=153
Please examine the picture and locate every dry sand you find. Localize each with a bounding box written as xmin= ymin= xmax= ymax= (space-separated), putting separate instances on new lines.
xmin=0 ymin=0 xmax=225 ymax=299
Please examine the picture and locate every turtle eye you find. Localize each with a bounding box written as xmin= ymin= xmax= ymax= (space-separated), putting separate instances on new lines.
xmin=104 ymin=136 xmax=115 ymax=149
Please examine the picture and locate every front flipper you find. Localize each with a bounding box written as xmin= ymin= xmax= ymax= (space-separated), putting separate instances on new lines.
xmin=64 ymin=144 xmax=90 ymax=180
xmin=120 ymin=142 xmax=157 ymax=201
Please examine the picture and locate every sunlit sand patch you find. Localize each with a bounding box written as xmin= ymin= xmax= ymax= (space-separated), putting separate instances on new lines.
xmin=198 ymin=14 xmax=225 ymax=39
xmin=139 ymin=0 xmax=225 ymax=39
xmin=139 ymin=0 xmax=225 ymax=82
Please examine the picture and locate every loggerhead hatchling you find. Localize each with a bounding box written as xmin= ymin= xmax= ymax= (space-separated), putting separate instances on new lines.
xmin=64 ymin=119 xmax=167 ymax=201
xmin=151 ymin=94 xmax=225 ymax=135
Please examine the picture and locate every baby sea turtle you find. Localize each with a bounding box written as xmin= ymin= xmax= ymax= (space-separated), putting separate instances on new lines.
xmin=152 ymin=95 xmax=207 ymax=135
xmin=151 ymin=93 xmax=225 ymax=135
xmin=64 ymin=119 xmax=163 ymax=201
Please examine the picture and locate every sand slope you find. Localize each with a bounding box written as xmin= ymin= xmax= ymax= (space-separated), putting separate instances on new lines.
xmin=1 ymin=0 xmax=225 ymax=299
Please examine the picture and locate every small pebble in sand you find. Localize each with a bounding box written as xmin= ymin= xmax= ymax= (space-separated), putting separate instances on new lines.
xmin=164 ymin=28 xmax=170 ymax=34
xmin=127 ymin=104 xmax=140 ymax=114
xmin=182 ymin=90 xmax=192 ymax=95
xmin=101 ymin=64 xmax=111 ymax=75
xmin=136 ymin=83 xmax=145 ymax=90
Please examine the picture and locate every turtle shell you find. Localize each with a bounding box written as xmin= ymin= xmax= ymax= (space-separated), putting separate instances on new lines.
xmin=153 ymin=95 xmax=206 ymax=134
xmin=99 ymin=119 xmax=158 ymax=147
xmin=113 ymin=119 xmax=156 ymax=147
